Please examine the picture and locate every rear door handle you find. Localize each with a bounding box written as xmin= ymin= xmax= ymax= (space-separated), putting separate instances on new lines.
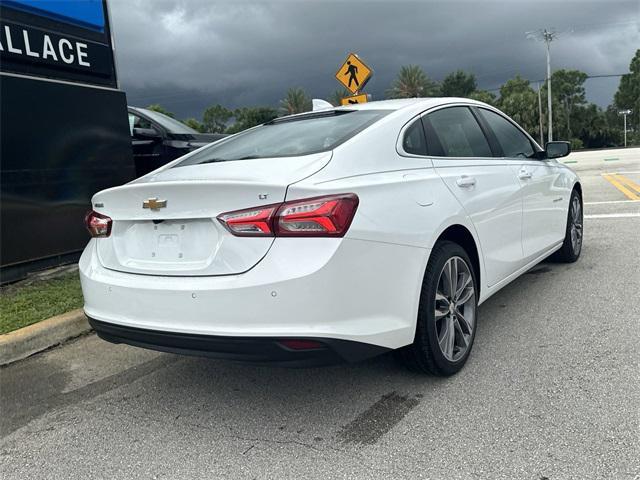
xmin=518 ymin=170 xmax=532 ymax=180
xmin=456 ymin=176 xmax=476 ymax=188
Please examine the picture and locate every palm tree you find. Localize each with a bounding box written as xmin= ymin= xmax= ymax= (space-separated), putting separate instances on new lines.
xmin=386 ymin=65 xmax=440 ymax=99
xmin=280 ymin=87 xmax=312 ymax=115
xmin=328 ymin=88 xmax=352 ymax=107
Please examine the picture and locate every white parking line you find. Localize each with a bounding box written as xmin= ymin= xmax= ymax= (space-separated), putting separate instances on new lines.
xmin=585 ymin=213 xmax=640 ymax=219
xmin=585 ymin=200 xmax=639 ymax=205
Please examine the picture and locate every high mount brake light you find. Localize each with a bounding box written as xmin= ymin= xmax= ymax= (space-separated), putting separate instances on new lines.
xmin=85 ymin=210 xmax=112 ymax=238
xmin=217 ymin=194 xmax=359 ymax=238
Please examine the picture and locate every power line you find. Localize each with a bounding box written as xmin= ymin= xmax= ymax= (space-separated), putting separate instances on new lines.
xmin=583 ymin=73 xmax=630 ymax=79
xmin=482 ymin=73 xmax=628 ymax=93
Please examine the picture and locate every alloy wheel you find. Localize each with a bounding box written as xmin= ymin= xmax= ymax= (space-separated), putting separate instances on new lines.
xmin=434 ymin=256 xmax=476 ymax=362
xmin=570 ymin=196 xmax=583 ymax=255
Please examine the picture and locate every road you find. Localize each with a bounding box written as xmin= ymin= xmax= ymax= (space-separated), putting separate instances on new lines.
xmin=1 ymin=148 xmax=639 ymax=480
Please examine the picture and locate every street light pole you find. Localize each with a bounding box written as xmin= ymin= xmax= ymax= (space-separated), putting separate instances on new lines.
xmin=618 ymin=109 xmax=632 ymax=147
xmin=543 ymin=29 xmax=554 ymax=143
xmin=527 ymin=29 xmax=558 ymax=144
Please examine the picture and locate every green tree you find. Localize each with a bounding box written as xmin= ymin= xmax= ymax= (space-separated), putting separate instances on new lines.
xmin=146 ymin=104 xmax=175 ymax=118
xmin=226 ymin=106 xmax=278 ymax=134
xmin=328 ymin=88 xmax=352 ymax=107
xmin=280 ymin=87 xmax=312 ymax=115
xmin=386 ymin=65 xmax=440 ymax=99
xmin=574 ymin=104 xmax=619 ymax=148
xmin=549 ymin=69 xmax=588 ymax=140
xmin=614 ymin=49 xmax=640 ymax=145
xmin=497 ymin=75 xmax=539 ymax=136
xmin=441 ymin=70 xmax=477 ymax=97
xmin=499 ymin=75 xmax=532 ymax=98
xmin=183 ymin=118 xmax=205 ymax=132
xmin=468 ymin=90 xmax=497 ymax=106
xmin=202 ymin=104 xmax=232 ymax=133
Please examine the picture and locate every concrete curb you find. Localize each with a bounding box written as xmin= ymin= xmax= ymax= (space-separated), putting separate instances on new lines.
xmin=0 ymin=309 xmax=91 ymax=366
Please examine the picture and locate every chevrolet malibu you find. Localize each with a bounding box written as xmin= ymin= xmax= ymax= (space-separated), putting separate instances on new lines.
xmin=80 ymin=98 xmax=582 ymax=375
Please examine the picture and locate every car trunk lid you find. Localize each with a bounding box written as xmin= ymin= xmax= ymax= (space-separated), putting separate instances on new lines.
xmin=92 ymin=153 xmax=330 ymax=276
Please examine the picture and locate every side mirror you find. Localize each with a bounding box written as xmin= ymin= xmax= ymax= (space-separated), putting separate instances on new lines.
xmin=545 ymin=141 xmax=571 ymax=159
xmin=133 ymin=127 xmax=161 ymax=140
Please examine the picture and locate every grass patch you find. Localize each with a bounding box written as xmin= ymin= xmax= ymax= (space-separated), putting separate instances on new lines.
xmin=0 ymin=271 xmax=83 ymax=334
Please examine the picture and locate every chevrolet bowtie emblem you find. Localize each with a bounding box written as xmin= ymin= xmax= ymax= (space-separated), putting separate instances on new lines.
xmin=143 ymin=198 xmax=167 ymax=210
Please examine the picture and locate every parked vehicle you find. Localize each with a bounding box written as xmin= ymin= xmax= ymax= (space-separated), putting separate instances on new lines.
xmin=128 ymin=106 xmax=226 ymax=177
xmin=81 ymin=98 xmax=581 ymax=375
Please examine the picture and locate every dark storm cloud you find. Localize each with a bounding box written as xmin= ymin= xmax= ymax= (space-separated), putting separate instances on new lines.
xmin=109 ymin=0 xmax=639 ymax=118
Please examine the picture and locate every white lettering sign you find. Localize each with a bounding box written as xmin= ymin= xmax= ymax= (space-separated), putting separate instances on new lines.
xmin=5 ymin=25 xmax=22 ymax=54
xmin=1 ymin=24 xmax=93 ymax=69
xmin=42 ymin=34 xmax=58 ymax=61
xmin=76 ymin=42 xmax=90 ymax=67
xmin=58 ymin=38 xmax=74 ymax=64
xmin=23 ymin=30 xmax=39 ymax=58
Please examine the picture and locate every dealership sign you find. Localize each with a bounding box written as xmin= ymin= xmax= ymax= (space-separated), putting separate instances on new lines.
xmin=0 ymin=0 xmax=117 ymax=87
xmin=1 ymin=22 xmax=95 ymax=65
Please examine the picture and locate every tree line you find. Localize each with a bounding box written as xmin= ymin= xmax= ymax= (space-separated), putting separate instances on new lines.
xmin=148 ymin=48 xmax=639 ymax=148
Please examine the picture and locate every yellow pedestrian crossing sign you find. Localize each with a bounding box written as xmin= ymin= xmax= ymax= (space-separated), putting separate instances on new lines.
xmin=335 ymin=53 xmax=373 ymax=94
xmin=340 ymin=93 xmax=370 ymax=106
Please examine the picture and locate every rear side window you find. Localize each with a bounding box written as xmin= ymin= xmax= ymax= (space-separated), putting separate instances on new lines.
xmin=175 ymin=110 xmax=389 ymax=166
xmin=479 ymin=109 xmax=535 ymax=158
xmin=402 ymin=118 xmax=428 ymax=155
xmin=425 ymin=107 xmax=492 ymax=157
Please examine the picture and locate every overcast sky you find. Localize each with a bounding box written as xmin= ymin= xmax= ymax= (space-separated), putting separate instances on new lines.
xmin=110 ymin=0 xmax=639 ymax=119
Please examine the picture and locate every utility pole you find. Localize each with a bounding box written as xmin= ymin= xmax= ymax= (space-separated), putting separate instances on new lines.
xmin=537 ymin=82 xmax=544 ymax=146
xmin=618 ymin=109 xmax=632 ymax=147
xmin=527 ymin=28 xmax=558 ymax=143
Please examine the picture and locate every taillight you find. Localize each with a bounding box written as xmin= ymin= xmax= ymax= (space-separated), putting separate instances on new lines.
xmin=275 ymin=194 xmax=358 ymax=236
xmin=217 ymin=193 xmax=359 ymax=238
xmin=85 ymin=210 xmax=112 ymax=238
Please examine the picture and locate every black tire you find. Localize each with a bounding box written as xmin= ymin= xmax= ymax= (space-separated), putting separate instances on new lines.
xmin=398 ymin=240 xmax=478 ymax=376
xmin=551 ymin=189 xmax=583 ymax=263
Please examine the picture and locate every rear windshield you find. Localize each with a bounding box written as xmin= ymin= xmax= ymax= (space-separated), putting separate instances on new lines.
xmin=174 ymin=110 xmax=388 ymax=166
xmin=139 ymin=108 xmax=199 ymax=134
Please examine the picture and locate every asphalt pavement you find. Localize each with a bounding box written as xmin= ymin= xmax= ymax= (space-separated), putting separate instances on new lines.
xmin=1 ymin=148 xmax=639 ymax=479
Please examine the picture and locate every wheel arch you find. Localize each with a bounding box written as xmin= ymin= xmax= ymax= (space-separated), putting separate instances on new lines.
xmin=433 ymin=224 xmax=482 ymax=298
xmin=573 ymin=181 xmax=583 ymax=199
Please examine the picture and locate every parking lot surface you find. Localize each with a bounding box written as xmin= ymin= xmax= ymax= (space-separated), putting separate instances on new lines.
xmin=1 ymin=148 xmax=639 ymax=479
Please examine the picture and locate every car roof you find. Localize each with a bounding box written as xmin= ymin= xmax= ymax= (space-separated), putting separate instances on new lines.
xmin=128 ymin=106 xmax=149 ymax=114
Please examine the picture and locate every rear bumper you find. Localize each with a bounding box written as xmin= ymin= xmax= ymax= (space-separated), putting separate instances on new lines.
xmin=80 ymin=237 xmax=429 ymax=351
xmin=89 ymin=317 xmax=390 ymax=366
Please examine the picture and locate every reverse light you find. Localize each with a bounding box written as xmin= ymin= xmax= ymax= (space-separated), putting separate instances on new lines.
xmin=85 ymin=210 xmax=112 ymax=238
xmin=217 ymin=205 xmax=278 ymax=236
xmin=217 ymin=194 xmax=359 ymax=238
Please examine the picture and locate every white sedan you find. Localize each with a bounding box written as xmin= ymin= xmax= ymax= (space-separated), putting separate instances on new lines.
xmin=80 ymin=98 xmax=582 ymax=375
